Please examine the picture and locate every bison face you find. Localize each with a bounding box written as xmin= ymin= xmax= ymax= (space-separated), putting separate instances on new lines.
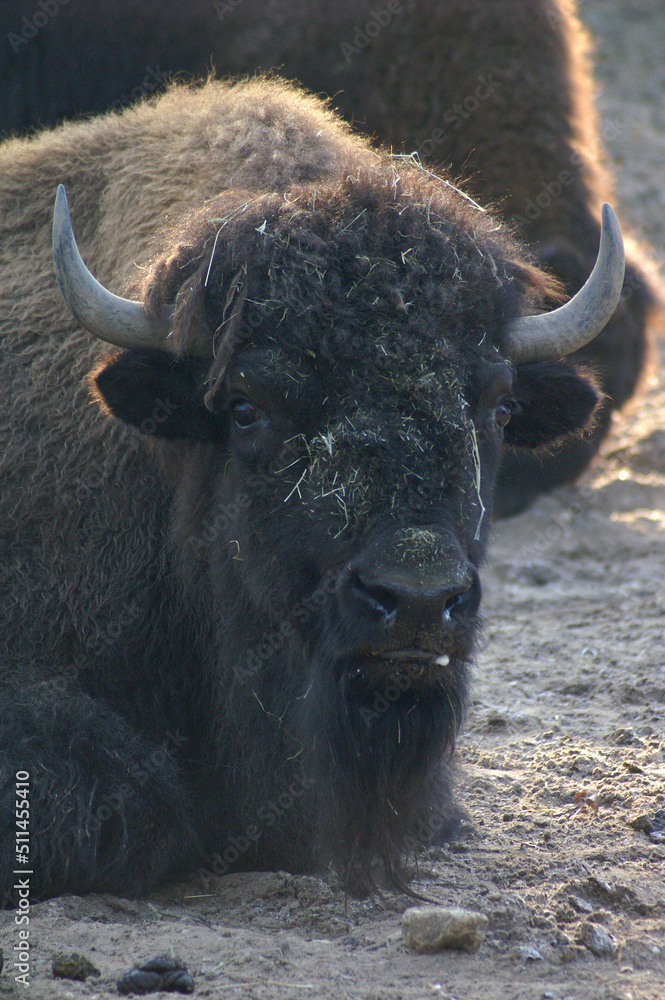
xmin=96 ymin=345 xmax=516 ymax=678
xmin=95 ymin=332 xmax=597 ymax=888
xmin=96 ymin=332 xmax=598 ymax=686
xmin=96 ymin=344 xmax=595 ymax=673
xmin=67 ymin=166 xmax=612 ymax=890
xmin=65 ymin=175 xmax=615 ymax=700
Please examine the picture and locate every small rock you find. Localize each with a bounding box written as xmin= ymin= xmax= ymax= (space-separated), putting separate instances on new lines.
xmin=629 ymin=814 xmax=653 ymax=833
xmin=560 ymin=944 xmax=587 ymax=963
xmin=402 ymin=906 xmax=488 ymax=953
xmin=512 ymin=944 xmax=543 ymax=962
xmin=609 ymin=728 xmax=642 ymax=747
xmin=579 ymin=920 xmax=617 ymax=958
xmin=485 ymin=712 xmax=509 ymax=730
xmin=586 ymin=875 xmax=613 ymax=898
xmin=568 ymin=894 xmax=595 ymax=914
xmin=650 ymin=809 xmax=665 ymax=843
xmin=52 ymin=952 xmax=101 ymax=981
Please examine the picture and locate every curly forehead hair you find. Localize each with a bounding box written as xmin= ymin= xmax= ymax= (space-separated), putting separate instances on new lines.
xmin=141 ymin=163 xmax=561 ymax=402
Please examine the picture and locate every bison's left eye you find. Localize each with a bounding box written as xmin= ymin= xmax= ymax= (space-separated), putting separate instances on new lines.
xmin=231 ymin=398 xmax=262 ymax=431
xmin=494 ymin=396 xmax=517 ymax=428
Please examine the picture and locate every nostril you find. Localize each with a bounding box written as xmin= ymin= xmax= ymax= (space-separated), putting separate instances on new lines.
xmin=350 ymin=570 xmax=398 ymax=623
xmin=443 ymin=590 xmax=466 ymax=620
xmin=443 ymin=574 xmax=481 ymax=621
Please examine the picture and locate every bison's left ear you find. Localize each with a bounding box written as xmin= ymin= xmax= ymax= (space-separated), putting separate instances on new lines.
xmin=503 ymin=360 xmax=601 ymax=449
xmin=93 ymin=349 xmax=222 ymax=442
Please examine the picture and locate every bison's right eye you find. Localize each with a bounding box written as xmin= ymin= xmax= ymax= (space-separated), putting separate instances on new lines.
xmin=231 ymin=398 xmax=262 ymax=431
xmin=494 ymin=396 xmax=517 ymax=428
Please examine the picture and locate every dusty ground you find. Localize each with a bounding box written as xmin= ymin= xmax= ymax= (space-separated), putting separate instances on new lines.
xmin=1 ymin=2 xmax=664 ymax=998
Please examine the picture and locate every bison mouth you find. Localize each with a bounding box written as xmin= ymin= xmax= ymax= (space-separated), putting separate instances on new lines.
xmin=342 ymin=646 xmax=465 ymax=691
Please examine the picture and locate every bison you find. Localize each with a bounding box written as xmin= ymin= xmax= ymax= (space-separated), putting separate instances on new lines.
xmin=0 ymin=76 xmax=624 ymax=903
xmin=0 ymin=0 xmax=658 ymax=514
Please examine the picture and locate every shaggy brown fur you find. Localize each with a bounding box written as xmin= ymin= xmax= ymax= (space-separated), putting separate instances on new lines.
xmin=0 ymin=76 xmax=370 ymax=671
xmin=0 ymin=78 xmax=602 ymax=902
xmin=0 ymin=0 xmax=658 ymax=513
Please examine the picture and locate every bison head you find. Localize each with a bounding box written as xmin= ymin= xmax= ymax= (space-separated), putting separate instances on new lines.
xmin=53 ymin=164 xmax=622 ymax=890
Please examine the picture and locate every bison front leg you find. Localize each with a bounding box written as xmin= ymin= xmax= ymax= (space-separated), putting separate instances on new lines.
xmin=0 ymin=684 xmax=195 ymax=905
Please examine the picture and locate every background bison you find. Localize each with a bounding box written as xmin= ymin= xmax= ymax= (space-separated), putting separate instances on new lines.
xmin=0 ymin=73 xmax=621 ymax=902
xmin=0 ymin=0 xmax=659 ymax=513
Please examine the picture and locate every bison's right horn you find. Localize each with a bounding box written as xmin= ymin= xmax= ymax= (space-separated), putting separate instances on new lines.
xmin=504 ymin=203 xmax=625 ymax=364
xmin=52 ymin=185 xmax=174 ymax=350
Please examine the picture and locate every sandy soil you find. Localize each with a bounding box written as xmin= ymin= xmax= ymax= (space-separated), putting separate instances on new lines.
xmin=1 ymin=2 xmax=664 ymax=998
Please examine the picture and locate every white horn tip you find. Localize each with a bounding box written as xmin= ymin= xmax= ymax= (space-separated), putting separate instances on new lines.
xmin=504 ymin=201 xmax=625 ymax=364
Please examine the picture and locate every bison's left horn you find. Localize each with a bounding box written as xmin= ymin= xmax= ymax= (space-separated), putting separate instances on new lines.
xmin=52 ymin=185 xmax=173 ymax=350
xmin=504 ymin=203 xmax=625 ymax=364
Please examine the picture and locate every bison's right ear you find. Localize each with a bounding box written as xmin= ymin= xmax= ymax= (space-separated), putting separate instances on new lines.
xmin=93 ymin=349 xmax=223 ymax=442
xmin=502 ymin=360 xmax=600 ymax=449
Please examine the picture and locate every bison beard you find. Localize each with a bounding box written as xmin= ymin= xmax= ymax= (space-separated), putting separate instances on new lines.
xmin=1 ymin=78 xmax=613 ymax=904
xmin=300 ymin=644 xmax=469 ymax=894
